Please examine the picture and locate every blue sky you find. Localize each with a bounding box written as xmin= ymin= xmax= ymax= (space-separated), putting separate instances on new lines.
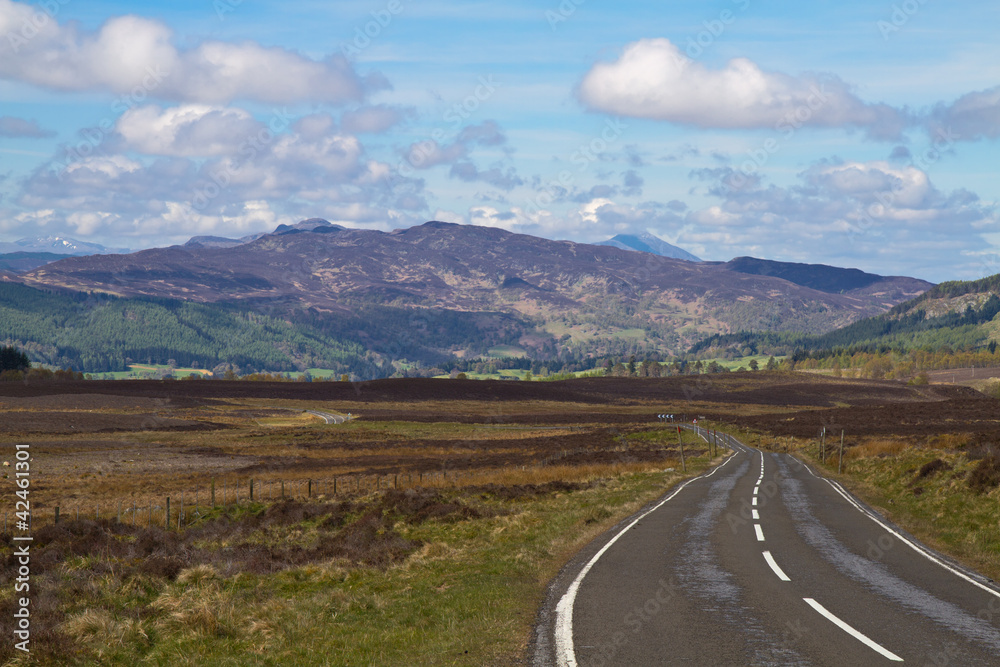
xmin=1 ymin=0 xmax=998 ymax=282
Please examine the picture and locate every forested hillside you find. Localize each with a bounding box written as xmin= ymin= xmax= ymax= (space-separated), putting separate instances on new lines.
xmin=0 ymin=283 xmax=382 ymax=376
xmin=690 ymin=275 xmax=1000 ymax=380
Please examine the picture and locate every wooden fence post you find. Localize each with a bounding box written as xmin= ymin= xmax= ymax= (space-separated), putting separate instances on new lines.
xmin=839 ymin=431 xmax=845 ymax=474
xmin=676 ymin=427 xmax=686 ymax=472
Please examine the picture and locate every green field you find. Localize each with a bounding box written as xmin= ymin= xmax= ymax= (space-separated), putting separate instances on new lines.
xmin=486 ymin=345 xmax=528 ymax=358
xmin=90 ymin=365 xmax=345 ymax=381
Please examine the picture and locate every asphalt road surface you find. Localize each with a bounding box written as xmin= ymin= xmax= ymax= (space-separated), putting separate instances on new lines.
xmin=304 ymin=409 xmax=347 ymax=424
xmin=533 ymin=428 xmax=1000 ymax=666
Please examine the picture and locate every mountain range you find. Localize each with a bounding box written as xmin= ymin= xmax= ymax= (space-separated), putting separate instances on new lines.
xmin=0 ymin=236 xmax=129 ymax=256
xmin=2 ymin=220 xmax=932 ymax=371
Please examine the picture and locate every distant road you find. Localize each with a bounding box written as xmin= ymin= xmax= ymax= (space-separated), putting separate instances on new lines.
xmin=304 ymin=409 xmax=347 ymax=424
xmin=533 ymin=427 xmax=1000 ymax=665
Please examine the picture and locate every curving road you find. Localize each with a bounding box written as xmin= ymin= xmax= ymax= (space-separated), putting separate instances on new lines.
xmin=533 ymin=428 xmax=1000 ymax=665
xmin=304 ymin=409 xmax=348 ymax=424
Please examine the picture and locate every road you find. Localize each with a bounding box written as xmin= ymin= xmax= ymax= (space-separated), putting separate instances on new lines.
xmin=533 ymin=428 xmax=1000 ymax=665
xmin=304 ymin=409 xmax=347 ymax=424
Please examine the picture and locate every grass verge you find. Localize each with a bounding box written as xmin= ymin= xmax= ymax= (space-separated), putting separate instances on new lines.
xmin=0 ymin=457 xmax=722 ymax=666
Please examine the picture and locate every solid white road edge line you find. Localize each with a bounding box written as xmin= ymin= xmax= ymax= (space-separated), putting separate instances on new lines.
xmin=803 ymin=597 xmax=904 ymax=662
xmin=754 ymin=524 xmax=765 ymax=541
xmin=763 ymin=551 xmax=791 ymax=581
xmin=797 ymin=456 xmax=1000 ymax=600
xmin=823 ymin=477 xmax=1000 ymax=601
xmin=553 ymin=452 xmax=741 ymax=667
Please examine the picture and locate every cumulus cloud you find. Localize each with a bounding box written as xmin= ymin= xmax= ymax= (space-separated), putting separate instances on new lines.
xmin=11 ymin=102 xmax=428 ymax=245
xmin=292 ymin=113 xmax=338 ymax=141
xmin=0 ymin=115 xmax=55 ymax=138
xmin=578 ymin=38 xmax=908 ymax=140
xmin=929 ymin=85 xmax=1000 ymax=141
xmin=0 ymin=1 xmax=368 ymax=105
xmin=115 ymin=105 xmax=263 ymax=157
xmin=680 ymin=160 xmax=997 ymax=277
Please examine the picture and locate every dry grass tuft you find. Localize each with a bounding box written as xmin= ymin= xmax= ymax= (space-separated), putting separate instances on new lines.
xmin=152 ymin=585 xmax=236 ymax=637
xmin=845 ymin=438 xmax=908 ymax=460
xmin=62 ymin=608 xmax=148 ymax=651
xmin=926 ymin=433 xmax=971 ymax=450
xmin=176 ymin=563 xmax=219 ymax=586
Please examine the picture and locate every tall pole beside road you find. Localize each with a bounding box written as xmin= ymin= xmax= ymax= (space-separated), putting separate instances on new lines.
xmin=838 ymin=430 xmax=845 ymax=474
xmin=676 ymin=426 xmax=686 ymax=472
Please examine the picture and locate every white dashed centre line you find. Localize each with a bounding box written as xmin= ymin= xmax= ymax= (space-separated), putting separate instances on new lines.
xmin=753 ymin=487 xmax=759 ymax=495
xmin=762 ymin=551 xmax=790 ymax=581
xmin=751 ymin=509 xmax=759 ymax=520
xmin=803 ymin=598 xmax=903 ymax=662
xmin=752 ymin=497 xmax=758 ymax=506
xmin=754 ymin=524 xmax=765 ymax=542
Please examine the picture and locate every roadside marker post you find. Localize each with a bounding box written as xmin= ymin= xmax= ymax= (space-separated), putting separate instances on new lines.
xmin=676 ymin=426 xmax=686 ymax=472
xmin=839 ymin=430 xmax=845 ymax=474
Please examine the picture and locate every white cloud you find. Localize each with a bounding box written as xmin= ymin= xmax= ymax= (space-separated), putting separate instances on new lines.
xmin=11 ymin=104 xmax=427 ymax=248
xmin=803 ymin=160 xmax=931 ymax=208
xmin=115 ymin=105 xmax=261 ymax=157
xmin=578 ymin=38 xmax=907 ymax=140
xmin=0 ymin=1 xmax=367 ymax=105
xmin=680 ymin=160 xmax=998 ymax=277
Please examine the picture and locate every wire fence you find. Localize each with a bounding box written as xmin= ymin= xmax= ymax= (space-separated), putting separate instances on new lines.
xmin=7 ymin=436 xmax=713 ymax=533
xmin=10 ymin=469 xmax=480 ymax=533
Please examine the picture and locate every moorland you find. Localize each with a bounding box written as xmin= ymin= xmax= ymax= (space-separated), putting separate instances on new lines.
xmin=2 ymin=372 xmax=999 ymax=664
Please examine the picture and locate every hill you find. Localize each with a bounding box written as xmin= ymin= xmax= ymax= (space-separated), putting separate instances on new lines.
xmin=0 ymin=252 xmax=68 ymax=273
xmin=718 ymin=256 xmax=886 ymax=293
xmin=691 ymin=273 xmax=1000 ymax=364
xmin=6 ymin=221 xmax=932 ymax=371
xmin=0 ymin=282 xmax=386 ymax=375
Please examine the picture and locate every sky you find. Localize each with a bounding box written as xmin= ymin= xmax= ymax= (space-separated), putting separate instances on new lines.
xmin=1 ymin=0 xmax=998 ymax=282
